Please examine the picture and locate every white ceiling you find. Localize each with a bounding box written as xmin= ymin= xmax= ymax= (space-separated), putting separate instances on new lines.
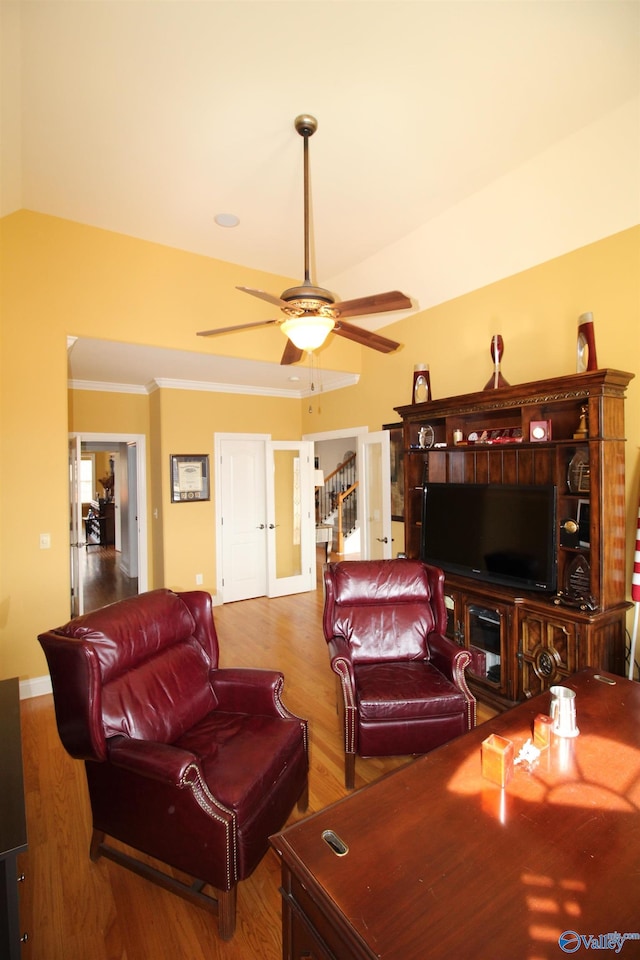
xmin=4 ymin=1 xmax=639 ymax=392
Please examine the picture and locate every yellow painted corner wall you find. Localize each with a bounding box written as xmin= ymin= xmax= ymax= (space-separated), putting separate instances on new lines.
xmin=304 ymin=225 xmax=640 ymax=628
xmin=0 ymin=210 xmax=314 ymax=682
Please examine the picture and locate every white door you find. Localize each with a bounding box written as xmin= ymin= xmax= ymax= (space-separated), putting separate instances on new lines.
xmin=69 ymin=436 xmax=85 ymax=617
xmin=358 ymin=430 xmax=392 ymax=560
xmin=216 ymin=435 xmax=316 ymax=602
xmin=266 ymin=441 xmax=315 ymax=597
xmin=217 ymin=436 xmax=269 ymax=602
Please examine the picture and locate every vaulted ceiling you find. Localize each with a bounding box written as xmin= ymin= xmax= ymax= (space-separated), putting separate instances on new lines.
xmin=3 ymin=1 xmax=638 ymax=391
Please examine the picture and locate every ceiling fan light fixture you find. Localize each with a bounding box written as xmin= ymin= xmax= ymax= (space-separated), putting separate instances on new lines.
xmin=281 ymin=315 xmax=335 ymax=352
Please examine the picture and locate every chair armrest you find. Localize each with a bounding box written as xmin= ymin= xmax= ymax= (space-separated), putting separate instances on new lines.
xmin=107 ymin=736 xmax=198 ymax=786
xmin=327 ymin=637 xmax=356 ymax=692
xmin=427 ymin=632 xmax=471 ymax=684
xmin=211 ymin=668 xmax=290 ymax=717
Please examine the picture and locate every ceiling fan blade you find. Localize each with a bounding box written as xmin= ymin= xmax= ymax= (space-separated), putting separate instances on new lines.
xmin=334 ymin=290 xmax=413 ymax=320
xmin=333 ymin=320 xmax=401 ymax=353
xmin=236 ymin=286 xmax=290 ymax=309
xmin=280 ymin=340 xmax=304 ymax=365
xmin=197 ymin=318 xmax=278 ymax=337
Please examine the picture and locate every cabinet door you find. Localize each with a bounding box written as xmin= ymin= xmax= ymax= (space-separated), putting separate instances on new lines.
xmin=463 ymin=597 xmax=513 ymax=699
xmin=517 ymin=610 xmax=579 ymax=699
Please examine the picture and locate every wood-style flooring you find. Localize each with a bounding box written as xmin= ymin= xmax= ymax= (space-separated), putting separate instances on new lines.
xmin=19 ymin=563 xmax=496 ymax=960
xmin=82 ymin=545 xmax=138 ymax=613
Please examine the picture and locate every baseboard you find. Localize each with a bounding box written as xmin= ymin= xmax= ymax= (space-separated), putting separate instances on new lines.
xmin=20 ymin=674 xmax=52 ymax=700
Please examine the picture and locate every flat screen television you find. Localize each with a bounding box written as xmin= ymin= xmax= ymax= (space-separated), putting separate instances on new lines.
xmin=421 ymin=482 xmax=557 ymax=593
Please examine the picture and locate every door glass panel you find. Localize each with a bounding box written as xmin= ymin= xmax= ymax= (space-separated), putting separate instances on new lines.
xmin=273 ymin=449 xmax=302 ymax=579
xmin=366 ymin=442 xmax=384 ymax=560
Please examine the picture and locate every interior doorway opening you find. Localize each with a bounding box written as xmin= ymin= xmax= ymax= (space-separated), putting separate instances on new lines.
xmin=69 ymin=432 xmax=148 ymax=615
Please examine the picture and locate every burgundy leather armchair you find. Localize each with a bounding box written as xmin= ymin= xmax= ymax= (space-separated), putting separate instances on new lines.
xmin=323 ymin=559 xmax=476 ymax=789
xmin=38 ymin=589 xmax=308 ymax=940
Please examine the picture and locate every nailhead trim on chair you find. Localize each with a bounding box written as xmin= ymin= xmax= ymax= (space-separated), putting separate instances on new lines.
xmin=273 ymin=676 xmax=309 ymax=752
xmin=182 ymin=763 xmax=237 ymax=888
xmin=333 ymin=659 xmax=356 ymax=754
xmin=452 ymin=649 xmax=476 ymax=729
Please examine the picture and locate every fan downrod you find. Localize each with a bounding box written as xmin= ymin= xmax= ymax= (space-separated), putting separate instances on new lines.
xmin=294 ymin=114 xmax=317 ymax=138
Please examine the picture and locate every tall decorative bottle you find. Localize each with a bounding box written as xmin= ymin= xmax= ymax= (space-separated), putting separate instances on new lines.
xmin=412 ymin=364 xmax=431 ymax=403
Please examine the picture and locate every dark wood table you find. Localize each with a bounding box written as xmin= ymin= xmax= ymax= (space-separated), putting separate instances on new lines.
xmin=271 ymin=669 xmax=640 ymax=960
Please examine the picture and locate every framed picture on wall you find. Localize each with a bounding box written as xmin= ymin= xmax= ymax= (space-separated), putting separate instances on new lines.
xmin=383 ymin=423 xmax=404 ymax=521
xmin=170 ymin=454 xmax=210 ymax=502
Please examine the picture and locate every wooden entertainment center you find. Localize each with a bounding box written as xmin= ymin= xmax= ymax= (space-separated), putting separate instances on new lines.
xmin=395 ymin=368 xmax=634 ymax=710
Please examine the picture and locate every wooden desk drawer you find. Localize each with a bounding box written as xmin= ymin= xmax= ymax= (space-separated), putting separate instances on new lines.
xmin=281 ymin=869 xmax=369 ymax=960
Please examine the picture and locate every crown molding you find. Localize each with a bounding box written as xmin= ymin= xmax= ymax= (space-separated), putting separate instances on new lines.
xmin=68 ymin=372 xmax=359 ymax=398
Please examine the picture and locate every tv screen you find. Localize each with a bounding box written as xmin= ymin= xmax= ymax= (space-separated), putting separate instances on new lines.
xmin=421 ymin=482 xmax=557 ymax=593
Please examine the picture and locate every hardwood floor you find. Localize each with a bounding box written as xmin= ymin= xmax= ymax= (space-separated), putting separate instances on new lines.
xmin=82 ymin=545 xmax=138 ymax=613
xmin=19 ymin=566 xmax=496 ymax=960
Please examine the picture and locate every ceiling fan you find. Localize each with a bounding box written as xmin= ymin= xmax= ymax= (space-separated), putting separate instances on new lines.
xmin=197 ymin=114 xmax=413 ymax=365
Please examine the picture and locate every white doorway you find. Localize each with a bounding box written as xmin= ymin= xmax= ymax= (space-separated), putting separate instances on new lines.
xmin=69 ymin=432 xmax=148 ymax=616
xmin=215 ymin=434 xmax=315 ymax=603
xmin=358 ymin=430 xmax=392 ymax=559
xmin=304 ymin=425 xmax=394 ymax=560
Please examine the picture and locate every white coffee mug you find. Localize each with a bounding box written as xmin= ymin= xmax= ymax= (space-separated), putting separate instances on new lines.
xmin=549 ymin=685 xmax=580 ymax=738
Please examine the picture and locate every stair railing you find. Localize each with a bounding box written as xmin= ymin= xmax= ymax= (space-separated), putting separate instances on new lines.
xmin=317 ymin=453 xmax=358 ymax=554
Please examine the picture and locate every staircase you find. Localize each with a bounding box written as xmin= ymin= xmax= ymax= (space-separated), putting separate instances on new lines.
xmin=316 ymin=453 xmax=359 ymax=555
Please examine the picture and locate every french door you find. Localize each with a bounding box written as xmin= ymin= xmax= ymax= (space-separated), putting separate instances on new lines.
xmin=358 ymin=430 xmax=393 ymax=560
xmin=216 ymin=435 xmax=315 ymax=602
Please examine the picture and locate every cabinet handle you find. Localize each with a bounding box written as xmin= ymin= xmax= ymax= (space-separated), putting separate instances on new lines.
xmin=20 ymin=933 xmax=29 ymax=943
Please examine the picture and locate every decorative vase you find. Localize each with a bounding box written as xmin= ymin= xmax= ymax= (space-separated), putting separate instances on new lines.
xmin=412 ymin=364 xmax=431 ymax=403
xmin=484 ymin=334 xmax=509 ymax=389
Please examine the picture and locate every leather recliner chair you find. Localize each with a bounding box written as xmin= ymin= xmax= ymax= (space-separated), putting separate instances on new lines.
xmin=323 ymin=559 xmax=476 ymax=789
xmin=38 ymin=588 xmax=308 ymax=940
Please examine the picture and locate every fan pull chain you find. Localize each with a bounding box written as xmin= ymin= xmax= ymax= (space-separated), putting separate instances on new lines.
xmin=308 ymin=351 xmax=325 ymax=413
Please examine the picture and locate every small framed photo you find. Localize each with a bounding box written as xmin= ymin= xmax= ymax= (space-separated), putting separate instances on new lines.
xmin=170 ymin=455 xmax=210 ymax=503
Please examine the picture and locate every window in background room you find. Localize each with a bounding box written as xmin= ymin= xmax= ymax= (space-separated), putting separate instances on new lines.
xmin=80 ymin=456 xmax=95 ymax=503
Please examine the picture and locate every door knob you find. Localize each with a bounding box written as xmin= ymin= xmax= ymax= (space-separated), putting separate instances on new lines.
xmin=256 ymin=523 xmax=265 ymax=529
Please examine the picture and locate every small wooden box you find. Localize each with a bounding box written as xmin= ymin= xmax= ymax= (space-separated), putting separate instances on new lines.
xmin=481 ymin=734 xmax=514 ymax=787
xmin=533 ymin=713 xmax=553 ymax=749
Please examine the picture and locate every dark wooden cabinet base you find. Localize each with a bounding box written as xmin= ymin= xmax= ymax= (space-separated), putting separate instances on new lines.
xmin=0 ymin=678 xmax=28 ymax=958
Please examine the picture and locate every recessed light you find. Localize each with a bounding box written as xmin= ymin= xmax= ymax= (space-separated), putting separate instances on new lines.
xmin=214 ymin=213 xmax=240 ymax=228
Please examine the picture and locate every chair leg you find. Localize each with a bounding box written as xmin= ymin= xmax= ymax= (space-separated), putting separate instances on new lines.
xmin=90 ymin=828 xmax=105 ymax=861
xmin=217 ymin=885 xmax=237 ymax=941
xmin=345 ymin=753 xmax=356 ymax=790
xmin=297 ymin=781 xmax=309 ymax=812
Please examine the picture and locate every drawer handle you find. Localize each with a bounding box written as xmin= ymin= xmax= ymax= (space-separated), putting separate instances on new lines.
xmin=322 ymin=829 xmax=349 ymax=857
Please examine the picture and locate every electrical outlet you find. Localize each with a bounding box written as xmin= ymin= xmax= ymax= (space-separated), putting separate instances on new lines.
xmin=195 ymin=573 xmax=203 ymax=585
xmin=40 ymin=533 xmax=51 ymax=549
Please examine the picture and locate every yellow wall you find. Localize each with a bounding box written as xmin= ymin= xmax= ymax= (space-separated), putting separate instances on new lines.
xmin=1 ymin=210 xmax=639 ymax=683
xmin=302 ymin=226 xmax=640 ymax=610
